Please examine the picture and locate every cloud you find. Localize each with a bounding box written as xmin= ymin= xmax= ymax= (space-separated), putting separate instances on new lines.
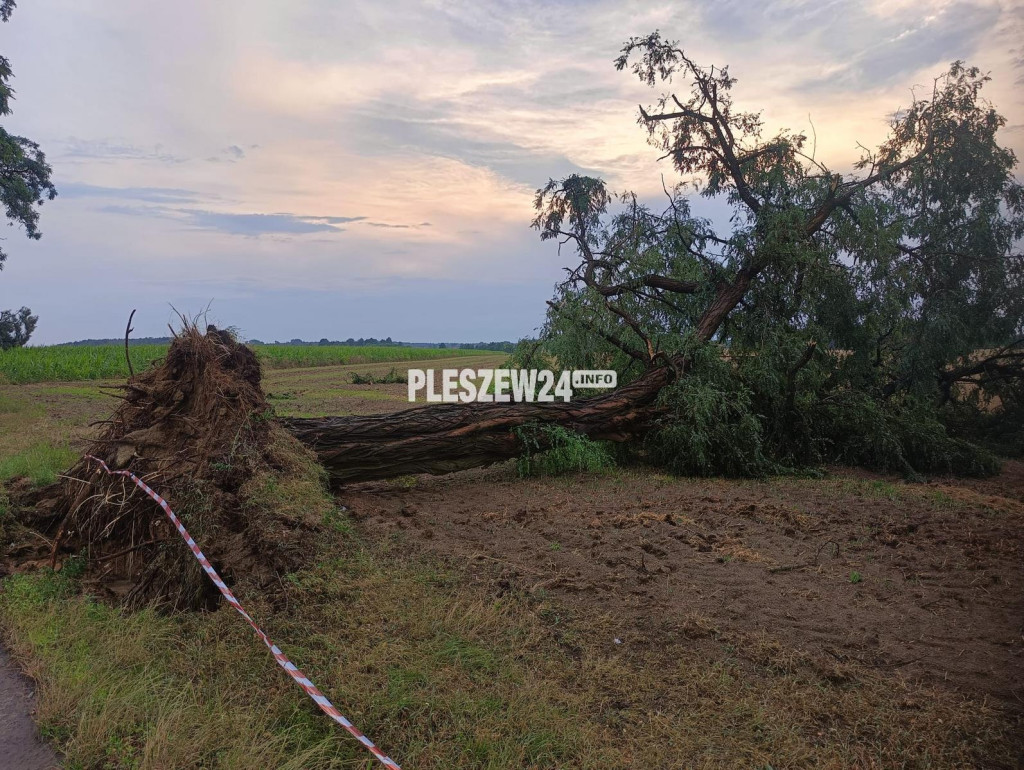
xmin=59 ymin=183 xmax=204 ymax=204
xmin=99 ymin=205 xmax=367 ymax=236
xmin=343 ymin=106 xmax=603 ymax=186
xmin=181 ymin=210 xmax=357 ymax=235
xmin=60 ymin=137 xmax=187 ymax=164
xmin=4 ymin=0 xmax=1020 ymax=345
xmin=792 ymin=2 xmax=1002 ymax=92
xmin=207 ymin=144 xmax=248 ymax=162
xmin=364 ymin=221 xmax=431 ymax=229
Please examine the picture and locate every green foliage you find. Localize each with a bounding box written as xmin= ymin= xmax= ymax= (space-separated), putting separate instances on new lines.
xmin=944 ymin=402 xmax=1024 ymax=459
xmin=644 ymin=344 xmax=1000 ymax=479
xmin=1 ymin=2 xmax=54 ymax=342
xmin=809 ymin=392 xmax=1000 ymax=477
xmin=527 ymin=39 xmax=1020 ymax=480
xmin=0 ymin=124 xmax=55 ymax=267
xmin=515 ymin=424 xmax=615 ymax=477
xmin=0 ymin=305 xmax=36 ymax=350
xmin=646 ymin=347 xmax=775 ymax=477
xmin=0 ymin=343 xmax=169 ymax=382
xmin=251 ymin=344 xmax=483 ymax=370
xmin=350 ymin=367 xmax=408 ymax=385
xmin=0 ymin=2 xmax=56 ymax=243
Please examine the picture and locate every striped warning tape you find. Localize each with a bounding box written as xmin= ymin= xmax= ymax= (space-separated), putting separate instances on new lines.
xmin=84 ymin=455 xmax=401 ymax=769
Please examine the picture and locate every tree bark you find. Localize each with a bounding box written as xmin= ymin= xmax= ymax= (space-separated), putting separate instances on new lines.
xmin=283 ymin=268 xmax=760 ymax=484
xmin=282 ymin=364 xmax=674 ymax=484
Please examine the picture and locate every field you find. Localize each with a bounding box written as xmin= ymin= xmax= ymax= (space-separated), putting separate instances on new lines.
xmin=0 ymin=343 xmax=489 ymax=384
xmin=1 ymin=359 xmax=1022 ymax=768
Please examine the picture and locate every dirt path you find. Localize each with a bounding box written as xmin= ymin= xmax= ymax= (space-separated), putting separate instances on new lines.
xmin=0 ymin=647 xmax=60 ymax=769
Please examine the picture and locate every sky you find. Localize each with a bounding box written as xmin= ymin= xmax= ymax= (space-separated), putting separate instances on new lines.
xmin=1 ymin=0 xmax=1021 ymax=345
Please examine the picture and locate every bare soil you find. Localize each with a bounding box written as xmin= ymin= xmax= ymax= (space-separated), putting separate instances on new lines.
xmin=341 ymin=462 xmax=1024 ymax=711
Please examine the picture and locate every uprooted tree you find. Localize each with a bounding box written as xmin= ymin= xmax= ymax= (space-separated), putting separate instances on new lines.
xmin=284 ymin=34 xmax=1023 ymax=482
xmin=27 ymin=34 xmax=1022 ymax=608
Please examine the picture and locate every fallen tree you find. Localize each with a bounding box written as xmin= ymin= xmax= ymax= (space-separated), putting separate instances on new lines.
xmin=284 ymin=38 xmax=1022 ymax=483
xmin=15 ymin=38 xmax=1020 ymax=611
xmin=282 ymin=362 xmax=674 ymax=483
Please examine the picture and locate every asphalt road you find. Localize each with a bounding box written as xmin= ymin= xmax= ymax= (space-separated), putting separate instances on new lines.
xmin=0 ymin=647 xmax=60 ymax=769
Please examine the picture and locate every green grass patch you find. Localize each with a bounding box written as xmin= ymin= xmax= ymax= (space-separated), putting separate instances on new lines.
xmin=0 ymin=442 xmax=77 ymax=486
xmin=254 ymin=345 xmax=483 ymax=370
xmin=0 ymin=391 xmax=36 ymax=414
xmin=33 ymin=385 xmax=110 ymax=399
xmin=310 ymin=388 xmax=407 ymax=402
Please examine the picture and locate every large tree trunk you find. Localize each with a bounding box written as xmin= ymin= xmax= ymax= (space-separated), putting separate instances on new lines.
xmin=282 ymin=364 xmax=674 ymax=484
xmin=283 ymin=269 xmax=755 ymax=484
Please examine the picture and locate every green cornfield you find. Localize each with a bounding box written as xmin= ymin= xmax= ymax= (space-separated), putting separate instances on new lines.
xmin=0 ymin=344 xmax=484 ymax=384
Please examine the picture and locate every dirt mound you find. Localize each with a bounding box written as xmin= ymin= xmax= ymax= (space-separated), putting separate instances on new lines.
xmin=26 ymin=325 xmax=328 ymax=609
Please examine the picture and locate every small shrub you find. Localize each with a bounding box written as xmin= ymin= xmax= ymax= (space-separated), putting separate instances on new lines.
xmin=515 ymin=424 xmax=614 ymax=477
xmin=350 ymin=367 xmax=408 ymax=385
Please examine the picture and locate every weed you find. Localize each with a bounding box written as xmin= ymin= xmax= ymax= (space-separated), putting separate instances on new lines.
xmin=515 ymin=424 xmax=614 ymax=477
xmin=868 ymin=480 xmax=902 ymax=501
xmin=350 ymin=368 xmax=408 ymax=385
xmin=394 ymin=475 xmax=418 ymax=490
xmin=321 ymin=507 xmax=354 ymax=536
xmin=850 ymin=571 xmax=863 ymax=584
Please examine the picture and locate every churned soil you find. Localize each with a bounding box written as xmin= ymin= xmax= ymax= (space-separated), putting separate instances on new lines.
xmin=341 ymin=462 xmax=1024 ymax=711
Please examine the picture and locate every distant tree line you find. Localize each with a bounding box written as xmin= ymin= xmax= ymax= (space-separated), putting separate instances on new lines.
xmin=248 ymin=337 xmax=515 ymax=352
xmin=57 ymin=336 xmax=173 ymax=347
xmin=54 ymin=335 xmax=516 ymax=352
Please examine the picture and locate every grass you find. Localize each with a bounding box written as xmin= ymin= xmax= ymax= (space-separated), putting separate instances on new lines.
xmin=0 ymin=344 xmax=487 ymax=384
xmin=0 ymin=442 xmax=78 ymax=486
xmin=2 ymin=544 xmax=1016 ymax=769
xmin=0 ymin=391 xmax=43 ymax=415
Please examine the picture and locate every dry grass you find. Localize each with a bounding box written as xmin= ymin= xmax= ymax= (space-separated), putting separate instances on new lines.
xmin=2 ymin=532 xmax=1018 ymax=769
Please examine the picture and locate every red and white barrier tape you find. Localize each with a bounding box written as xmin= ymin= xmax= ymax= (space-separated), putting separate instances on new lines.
xmin=84 ymin=455 xmax=401 ymax=770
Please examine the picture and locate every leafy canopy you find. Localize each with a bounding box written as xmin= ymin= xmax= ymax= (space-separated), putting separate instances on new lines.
xmin=525 ymin=32 xmax=1022 ymax=476
xmin=0 ymin=0 xmax=56 ymax=271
